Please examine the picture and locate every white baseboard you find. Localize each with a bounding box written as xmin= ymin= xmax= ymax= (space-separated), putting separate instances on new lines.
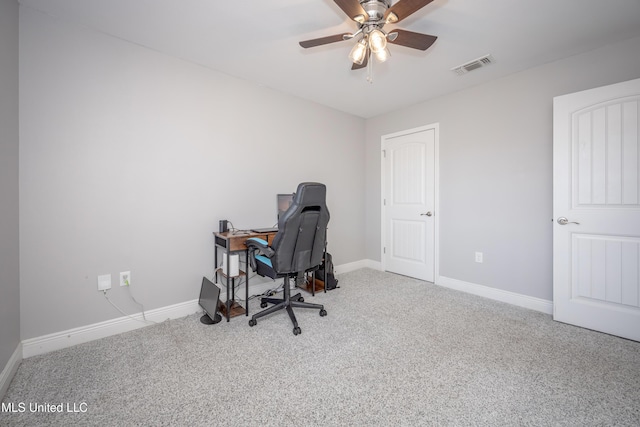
xmin=20 ymin=262 xmax=552 ymax=360
xmin=22 ymin=300 xmax=201 ymax=359
xmin=363 ymin=259 xmax=383 ymax=271
xmin=359 ymin=261 xmax=551 ymax=314
xmin=436 ymin=275 xmax=553 ymax=314
xmin=21 ymin=260 xmax=362 ymax=360
xmin=335 ymin=259 xmax=372 ymax=274
xmin=0 ymin=343 xmax=22 ymax=400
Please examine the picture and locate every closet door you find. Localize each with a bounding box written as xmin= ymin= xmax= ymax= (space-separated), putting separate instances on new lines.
xmin=382 ymin=125 xmax=437 ymax=282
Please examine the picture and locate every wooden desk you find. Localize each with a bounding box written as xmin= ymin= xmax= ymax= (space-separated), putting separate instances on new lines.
xmin=213 ymin=230 xmax=278 ymax=321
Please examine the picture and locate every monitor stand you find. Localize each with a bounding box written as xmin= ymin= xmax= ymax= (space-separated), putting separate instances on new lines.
xmin=200 ymin=312 xmax=222 ymax=325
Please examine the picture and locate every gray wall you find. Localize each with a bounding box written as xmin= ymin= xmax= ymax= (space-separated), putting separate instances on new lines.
xmin=17 ymin=4 xmax=640 ymax=342
xmin=0 ymin=0 xmax=21 ymax=376
xmin=19 ymin=7 xmax=366 ymax=340
xmin=365 ymin=36 xmax=640 ymax=301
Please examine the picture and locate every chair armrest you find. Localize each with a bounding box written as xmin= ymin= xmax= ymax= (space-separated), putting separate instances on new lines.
xmin=246 ymin=237 xmax=269 ymax=248
xmin=245 ymin=238 xmax=274 ymax=256
xmin=245 ymin=238 xmax=275 ymax=272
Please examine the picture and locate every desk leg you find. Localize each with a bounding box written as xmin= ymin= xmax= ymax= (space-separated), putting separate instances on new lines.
xmin=245 ymin=249 xmax=249 ymax=316
xmin=324 ymin=247 xmax=328 ymax=293
xmin=214 ymin=246 xmax=218 ymax=282
xmin=226 ymin=250 xmax=231 ymax=322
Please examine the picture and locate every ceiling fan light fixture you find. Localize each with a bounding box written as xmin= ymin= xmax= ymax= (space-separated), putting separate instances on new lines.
xmin=301 ymin=0 xmax=439 ymax=81
xmin=349 ymin=39 xmax=368 ymax=65
xmin=375 ymin=46 xmax=391 ymax=63
xmin=353 ymin=14 xmax=366 ymax=24
xmin=368 ymin=29 xmax=387 ymax=53
xmin=386 ymin=11 xmax=398 ymax=24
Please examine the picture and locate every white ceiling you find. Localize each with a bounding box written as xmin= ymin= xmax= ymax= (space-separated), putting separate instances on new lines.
xmin=19 ymin=0 xmax=640 ymax=118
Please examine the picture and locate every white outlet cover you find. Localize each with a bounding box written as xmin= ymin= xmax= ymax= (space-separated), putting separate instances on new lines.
xmin=120 ymin=271 xmax=131 ymax=287
xmin=97 ymin=274 xmax=111 ymax=291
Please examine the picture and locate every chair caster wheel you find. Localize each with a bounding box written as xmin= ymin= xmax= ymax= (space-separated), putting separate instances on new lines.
xmin=319 ymin=309 xmax=327 ymax=317
xmin=249 ymin=319 xmax=257 ymax=327
xmin=260 ymin=302 xmax=268 ymax=308
xmin=293 ymin=327 xmax=301 ymax=335
xmin=298 ymin=297 xmax=304 ymax=303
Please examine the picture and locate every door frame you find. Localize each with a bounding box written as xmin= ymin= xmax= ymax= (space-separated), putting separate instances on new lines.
xmin=380 ymin=123 xmax=440 ymax=282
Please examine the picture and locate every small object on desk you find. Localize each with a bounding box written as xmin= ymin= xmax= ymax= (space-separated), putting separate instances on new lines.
xmin=219 ymin=219 xmax=228 ymax=233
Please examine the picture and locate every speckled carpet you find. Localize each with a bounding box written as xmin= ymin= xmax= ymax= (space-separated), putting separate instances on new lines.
xmin=2 ymin=268 xmax=639 ymax=426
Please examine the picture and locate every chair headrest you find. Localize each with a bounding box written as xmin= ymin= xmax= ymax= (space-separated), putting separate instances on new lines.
xmin=293 ymin=182 xmax=326 ymax=207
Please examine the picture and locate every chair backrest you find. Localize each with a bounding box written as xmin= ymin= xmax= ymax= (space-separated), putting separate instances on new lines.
xmin=271 ymin=182 xmax=330 ymax=275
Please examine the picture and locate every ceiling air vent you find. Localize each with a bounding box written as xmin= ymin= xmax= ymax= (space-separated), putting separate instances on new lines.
xmin=451 ymin=54 xmax=495 ymax=76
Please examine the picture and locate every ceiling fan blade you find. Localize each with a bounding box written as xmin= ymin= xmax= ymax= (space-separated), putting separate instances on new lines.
xmin=387 ymin=29 xmax=437 ymax=50
xmin=351 ymin=50 xmax=369 ymax=70
xmin=299 ymin=33 xmax=351 ymax=48
xmin=334 ymin=0 xmax=368 ymax=22
xmin=384 ymin=0 xmax=434 ymax=23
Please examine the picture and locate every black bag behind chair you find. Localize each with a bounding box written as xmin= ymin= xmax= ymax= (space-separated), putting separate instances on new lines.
xmin=317 ymin=252 xmax=339 ymax=290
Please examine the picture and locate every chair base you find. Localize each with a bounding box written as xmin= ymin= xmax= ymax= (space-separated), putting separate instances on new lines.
xmin=249 ymin=276 xmax=326 ymax=335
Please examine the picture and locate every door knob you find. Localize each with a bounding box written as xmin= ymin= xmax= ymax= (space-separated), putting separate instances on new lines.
xmin=421 ymin=212 xmax=433 ymax=217
xmin=557 ymin=217 xmax=579 ymax=225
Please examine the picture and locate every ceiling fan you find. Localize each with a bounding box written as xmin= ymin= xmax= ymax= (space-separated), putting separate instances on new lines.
xmin=299 ymin=0 xmax=438 ymax=73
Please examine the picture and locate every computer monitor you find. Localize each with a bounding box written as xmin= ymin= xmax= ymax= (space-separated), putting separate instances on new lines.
xmin=198 ymin=276 xmax=222 ymax=324
xmin=277 ymin=193 xmax=294 ymax=220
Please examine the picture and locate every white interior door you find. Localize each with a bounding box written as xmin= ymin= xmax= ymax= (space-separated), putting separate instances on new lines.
xmin=553 ymin=78 xmax=640 ymax=341
xmin=382 ymin=125 xmax=437 ymax=282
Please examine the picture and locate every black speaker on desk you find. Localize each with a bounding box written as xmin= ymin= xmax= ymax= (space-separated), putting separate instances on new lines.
xmin=219 ymin=220 xmax=228 ymax=233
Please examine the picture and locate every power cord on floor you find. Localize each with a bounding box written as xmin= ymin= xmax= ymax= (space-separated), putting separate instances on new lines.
xmin=125 ymin=285 xmax=152 ymax=323
xmin=102 ymin=291 xmax=157 ymax=325
xmin=216 ymin=259 xmax=261 ymax=303
xmin=247 ymin=282 xmax=287 ymax=301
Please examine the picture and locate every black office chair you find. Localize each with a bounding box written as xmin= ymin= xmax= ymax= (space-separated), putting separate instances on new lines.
xmin=245 ymin=182 xmax=329 ymax=335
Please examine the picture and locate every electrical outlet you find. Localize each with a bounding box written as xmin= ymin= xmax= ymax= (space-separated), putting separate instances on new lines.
xmin=120 ymin=271 xmax=131 ymax=287
xmin=475 ymin=252 xmax=483 ymax=263
xmin=97 ymin=274 xmax=111 ymax=291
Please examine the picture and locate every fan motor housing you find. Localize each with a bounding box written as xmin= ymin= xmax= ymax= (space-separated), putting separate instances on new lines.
xmin=360 ymin=0 xmax=391 ymax=21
